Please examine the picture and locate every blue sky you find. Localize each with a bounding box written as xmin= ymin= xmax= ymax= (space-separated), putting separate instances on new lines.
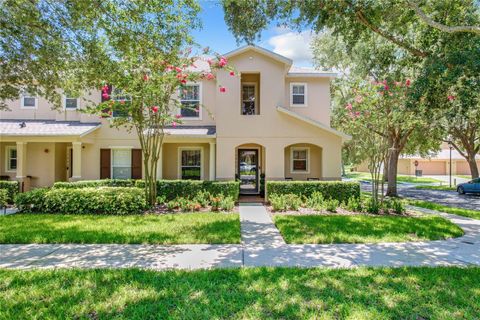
xmin=192 ymin=1 xmax=315 ymax=67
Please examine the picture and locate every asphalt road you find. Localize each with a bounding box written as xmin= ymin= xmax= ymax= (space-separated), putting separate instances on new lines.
xmin=359 ymin=182 xmax=480 ymax=211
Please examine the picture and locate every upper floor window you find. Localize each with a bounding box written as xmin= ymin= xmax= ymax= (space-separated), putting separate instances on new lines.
xmin=291 ymin=147 xmax=310 ymax=173
xmin=111 ymin=88 xmax=131 ymax=117
xmin=290 ymin=83 xmax=307 ymax=107
xmin=241 ymin=83 xmax=257 ymax=115
xmin=21 ymin=94 xmax=37 ymax=109
xmin=179 ymin=84 xmax=201 ymax=119
xmin=5 ymin=146 xmax=17 ymax=172
xmin=64 ymin=95 xmax=79 ymax=110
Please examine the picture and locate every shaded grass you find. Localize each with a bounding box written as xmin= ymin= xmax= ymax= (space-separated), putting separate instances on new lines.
xmin=0 ymin=213 xmax=240 ymax=244
xmin=274 ymin=214 xmax=463 ymax=244
xmin=408 ymin=200 xmax=480 ymax=220
xmin=0 ymin=267 xmax=479 ymax=319
xmin=415 ymin=185 xmax=456 ymax=191
xmin=345 ymin=172 xmax=440 ymax=183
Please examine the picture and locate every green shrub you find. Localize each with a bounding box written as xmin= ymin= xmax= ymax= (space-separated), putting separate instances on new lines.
xmin=269 ymin=194 xmax=302 ymax=211
xmin=136 ymin=180 xmax=240 ymax=200
xmin=325 ymin=199 xmax=340 ymax=213
xmin=193 ymin=191 xmax=211 ymax=208
xmin=16 ymin=187 xmax=147 ymax=215
xmin=156 ymin=195 xmax=167 ymax=205
xmin=364 ymin=198 xmax=380 ymax=214
xmin=305 ymin=191 xmax=325 ymax=210
xmin=0 ymin=189 xmax=8 ymax=208
xmin=53 ymin=179 xmax=137 ymax=189
xmin=344 ymin=196 xmax=363 ymax=212
xmin=218 ymin=196 xmax=235 ymax=211
xmin=267 ymin=181 xmax=360 ymax=203
xmin=391 ymin=199 xmax=406 ymax=215
xmin=0 ymin=181 xmax=20 ymax=203
xmin=14 ymin=188 xmax=49 ymax=212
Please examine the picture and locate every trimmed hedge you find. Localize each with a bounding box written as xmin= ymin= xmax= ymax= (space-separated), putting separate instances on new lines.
xmin=54 ymin=179 xmax=240 ymax=201
xmin=135 ymin=180 xmax=240 ymax=200
xmin=266 ymin=181 xmax=360 ymax=203
xmin=0 ymin=181 xmax=20 ymax=203
xmin=15 ymin=187 xmax=147 ymax=215
xmin=53 ymin=179 xmax=137 ymax=189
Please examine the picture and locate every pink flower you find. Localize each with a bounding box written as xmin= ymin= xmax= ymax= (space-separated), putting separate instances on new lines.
xmin=175 ymin=67 xmax=182 ymax=73
xmin=382 ymin=79 xmax=387 ymax=85
xmin=406 ymin=79 xmax=411 ymax=87
xmin=345 ymin=103 xmax=353 ymax=110
xmin=102 ymin=93 xmax=109 ymax=99
xmin=143 ymin=74 xmax=149 ymax=81
xmin=354 ymin=95 xmax=363 ymax=103
xmin=394 ymin=81 xmax=401 ymax=86
xmin=205 ymin=73 xmax=215 ymax=80
xmin=448 ymin=95 xmax=456 ymax=101
xmin=181 ymin=79 xmax=187 ymax=84
xmin=151 ymin=106 xmax=159 ymax=113
xmin=219 ymin=86 xmax=226 ymax=93
xmin=384 ymin=85 xmax=390 ymax=91
xmin=207 ymin=58 xmax=213 ymax=66
xmin=355 ymin=111 xmax=361 ymax=117
xmin=102 ymin=85 xmax=109 ymax=93
xmin=175 ymin=114 xmax=182 ymax=119
xmin=172 ymin=121 xmax=177 ymax=127
xmin=229 ymin=71 xmax=235 ymax=76
xmin=218 ymin=57 xmax=228 ymax=67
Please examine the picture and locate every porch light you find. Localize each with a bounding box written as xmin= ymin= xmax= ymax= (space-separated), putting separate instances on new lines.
xmin=19 ymin=121 xmax=26 ymax=128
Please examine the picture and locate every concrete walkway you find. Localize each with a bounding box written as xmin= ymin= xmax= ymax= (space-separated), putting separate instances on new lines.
xmin=1 ymin=205 xmax=479 ymax=270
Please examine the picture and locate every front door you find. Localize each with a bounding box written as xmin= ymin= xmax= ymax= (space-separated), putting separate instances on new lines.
xmin=238 ymin=149 xmax=258 ymax=194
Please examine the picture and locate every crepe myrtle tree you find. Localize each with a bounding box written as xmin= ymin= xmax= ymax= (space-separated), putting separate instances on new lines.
xmin=87 ymin=54 xmax=234 ymax=206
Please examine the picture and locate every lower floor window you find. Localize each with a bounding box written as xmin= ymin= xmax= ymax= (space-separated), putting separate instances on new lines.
xmin=180 ymin=149 xmax=201 ymax=180
xmin=291 ymin=148 xmax=309 ymax=173
xmin=112 ymin=149 xmax=131 ymax=179
xmin=6 ymin=146 xmax=17 ymax=171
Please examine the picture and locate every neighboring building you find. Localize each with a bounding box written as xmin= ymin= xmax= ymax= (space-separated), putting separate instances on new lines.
xmin=355 ymin=142 xmax=480 ymax=176
xmin=0 ymin=45 xmax=350 ymax=195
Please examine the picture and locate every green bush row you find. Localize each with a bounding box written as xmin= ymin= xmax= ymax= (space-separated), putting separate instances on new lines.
xmin=15 ymin=187 xmax=147 ymax=215
xmin=0 ymin=189 xmax=8 ymax=208
xmin=0 ymin=181 xmax=20 ymax=203
xmin=266 ymin=181 xmax=360 ymax=203
xmin=54 ymin=179 xmax=240 ymax=201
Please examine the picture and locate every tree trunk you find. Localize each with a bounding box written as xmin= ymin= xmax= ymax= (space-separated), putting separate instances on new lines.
xmin=383 ymin=155 xmax=389 ymax=183
xmin=467 ymin=154 xmax=479 ymax=179
xmin=386 ymin=148 xmax=400 ymax=197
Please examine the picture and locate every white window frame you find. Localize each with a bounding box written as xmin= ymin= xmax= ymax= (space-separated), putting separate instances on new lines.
xmin=178 ymin=82 xmax=202 ymax=120
xmin=109 ymin=87 xmax=132 ymax=119
xmin=241 ymin=82 xmax=259 ymax=115
xmin=110 ymin=147 xmax=132 ymax=179
xmin=20 ymin=94 xmax=38 ymax=109
xmin=178 ymin=147 xmax=204 ymax=180
xmin=290 ymin=83 xmax=307 ymax=107
xmin=290 ymin=147 xmax=310 ymax=174
xmin=5 ymin=146 xmax=17 ymax=172
xmin=63 ymin=95 xmax=79 ymax=110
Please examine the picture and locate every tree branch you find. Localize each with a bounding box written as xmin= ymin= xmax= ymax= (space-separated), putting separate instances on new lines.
xmin=409 ymin=1 xmax=480 ymax=35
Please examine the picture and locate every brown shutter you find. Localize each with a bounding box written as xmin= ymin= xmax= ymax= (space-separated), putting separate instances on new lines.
xmin=131 ymin=149 xmax=142 ymax=179
xmin=100 ymin=149 xmax=111 ymax=179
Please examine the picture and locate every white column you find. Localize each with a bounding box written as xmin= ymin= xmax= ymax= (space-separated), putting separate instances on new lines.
xmin=157 ymin=145 xmax=163 ymax=179
xmin=16 ymin=142 xmax=27 ymax=179
xmin=71 ymin=142 xmax=82 ymax=180
xmin=209 ymin=142 xmax=216 ymax=181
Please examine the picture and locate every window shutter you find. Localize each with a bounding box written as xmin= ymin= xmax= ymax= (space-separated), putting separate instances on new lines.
xmin=131 ymin=149 xmax=142 ymax=179
xmin=100 ymin=149 xmax=111 ymax=179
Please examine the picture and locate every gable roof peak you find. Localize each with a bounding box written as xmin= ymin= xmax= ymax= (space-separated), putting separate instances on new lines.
xmin=223 ymin=45 xmax=293 ymax=66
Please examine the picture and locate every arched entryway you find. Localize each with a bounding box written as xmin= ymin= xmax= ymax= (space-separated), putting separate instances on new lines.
xmin=284 ymin=143 xmax=323 ymax=180
xmin=235 ymin=143 xmax=265 ymax=195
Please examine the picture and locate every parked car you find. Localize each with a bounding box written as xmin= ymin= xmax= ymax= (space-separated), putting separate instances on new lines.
xmin=457 ymin=178 xmax=480 ymax=194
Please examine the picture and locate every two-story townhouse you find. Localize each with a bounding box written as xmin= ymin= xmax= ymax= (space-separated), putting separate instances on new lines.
xmin=0 ymin=45 xmax=350 ymax=195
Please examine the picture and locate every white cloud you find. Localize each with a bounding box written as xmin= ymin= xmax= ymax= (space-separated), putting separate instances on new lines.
xmin=267 ymin=30 xmax=314 ymax=64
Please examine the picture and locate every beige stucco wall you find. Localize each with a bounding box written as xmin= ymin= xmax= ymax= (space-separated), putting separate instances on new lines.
xmin=284 ymin=143 xmax=322 ymax=180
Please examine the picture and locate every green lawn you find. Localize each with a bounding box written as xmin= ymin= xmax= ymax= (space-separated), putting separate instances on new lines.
xmin=274 ymin=214 xmax=463 ymax=244
xmin=0 ymin=213 xmax=240 ymax=244
xmin=345 ymin=172 xmax=440 ymax=184
xmin=415 ymin=185 xmax=456 ymax=191
xmin=408 ymin=200 xmax=480 ymax=220
xmin=1 ymin=267 xmax=479 ymax=319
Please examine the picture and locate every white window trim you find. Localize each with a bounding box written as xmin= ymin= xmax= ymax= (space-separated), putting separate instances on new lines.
xmin=5 ymin=146 xmax=17 ymax=172
xmin=241 ymin=82 xmax=259 ymax=115
xmin=63 ymin=95 xmax=79 ymax=110
xmin=178 ymin=82 xmax=202 ymax=121
xmin=178 ymin=146 xmax=204 ymax=180
xmin=290 ymin=82 xmax=308 ymax=107
xmin=110 ymin=147 xmax=132 ymax=179
xmin=290 ymin=147 xmax=310 ymax=174
xmin=20 ymin=94 xmax=38 ymax=109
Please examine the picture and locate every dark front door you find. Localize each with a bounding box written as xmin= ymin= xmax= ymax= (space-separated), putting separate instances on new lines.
xmin=238 ymin=149 xmax=258 ymax=194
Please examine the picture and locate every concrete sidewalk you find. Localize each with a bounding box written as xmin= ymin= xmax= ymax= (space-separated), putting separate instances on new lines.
xmin=1 ymin=206 xmax=479 ymax=270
